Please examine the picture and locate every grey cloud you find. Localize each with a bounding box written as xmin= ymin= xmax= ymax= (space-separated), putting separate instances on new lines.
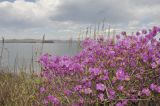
xmin=25 ymin=0 xmax=35 ymax=2
xmin=51 ymin=0 xmax=135 ymax=24
xmin=0 ymin=0 xmax=15 ymax=2
xmin=0 ymin=0 xmax=35 ymax=2
xmin=1 ymin=0 xmax=160 ymax=28
xmin=130 ymin=0 xmax=160 ymax=6
xmin=51 ymin=0 xmax=160 ymax=26
xmin=0 ymin=8 xmax=43 ymax=28
xmin=0 ymin=0 xmax=160 ymax=39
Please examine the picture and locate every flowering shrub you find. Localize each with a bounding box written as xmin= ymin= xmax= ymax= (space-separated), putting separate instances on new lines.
xmin=36 ymin=26 xmax=160 ymax=106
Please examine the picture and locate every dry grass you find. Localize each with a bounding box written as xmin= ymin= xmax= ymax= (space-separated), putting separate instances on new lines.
xmin=0 ymin=71 xmax=38 ymax=106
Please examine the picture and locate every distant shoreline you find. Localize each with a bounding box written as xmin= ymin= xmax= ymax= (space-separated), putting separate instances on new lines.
xmin=0 ymin=39 xmax=79 ymax=43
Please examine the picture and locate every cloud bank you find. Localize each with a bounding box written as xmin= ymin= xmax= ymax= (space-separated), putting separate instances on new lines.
xmin=0 ymin=0 xmax=159 ymax=39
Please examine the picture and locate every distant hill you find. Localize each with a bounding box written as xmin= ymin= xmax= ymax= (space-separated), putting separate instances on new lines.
xmin=0 ymin=39 xmax=79 ymax=43
xmin=0 ymin=39 xmax=54 ymax=43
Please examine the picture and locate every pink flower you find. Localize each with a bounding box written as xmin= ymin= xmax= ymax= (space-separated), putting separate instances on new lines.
xmin=83 ymin=88 xmax=92 ymax=94
xmin=122 ymin=100 xmax=128 ymax=105
xmin=74 ymin=85 xmax=82 ymax=91
xmin=124 ymin=74 xmax=130 ymax=81
xmin=136 ymin=74 xmax=142 ymax=80
xmin=156 ymin=86 xmax=160 ymax=93
xmin=151 ymin=62 xmax=157 ymax=68
xmin=96 ymin=83 xmax=106 ymax=91
xmin=117 ymin=85 xmax=124 ymax=91
xmin=40 ymin=87 xmax=46 ymax=93
xmin=116 ymin=102 xmax=124 ymax=106
xmin=101 ymin=70 xmax=109 ymax=80
xmin=108 ymin=89 xmax=115 ymax=100
xmin=79 ymin=97 xmax=84 ymax=104
xmin=150 ymin=83 xmax=157 ymax=91
xmin=98 ymin=93 xmax=104 ymax=101
xmin=138 ymin=91 xmax=142 ymax=96
xmin=47 ymin=95 xmax=60 ymax=105
xmin=43 ymin=99 xmax=48 ymax=105
xmin=89 ymin=68 xmax=101 ymax=76
xmin=38 ymin=26 xmax=160 ymax=105
xmin=116 ymin=68 xmax=125 ymax=80
xmin=142 ymin=88 xmax=151 ymax=96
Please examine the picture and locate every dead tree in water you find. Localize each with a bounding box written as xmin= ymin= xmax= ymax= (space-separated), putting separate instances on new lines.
xmin=40 ymin=34 xmax=45 ymax=55
xmin=0 ymin=36 xmax=4 ymax=69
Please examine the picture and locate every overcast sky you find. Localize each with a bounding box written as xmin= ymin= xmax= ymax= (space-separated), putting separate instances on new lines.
xmin=0 ymin=0 xmax=160 ymax=40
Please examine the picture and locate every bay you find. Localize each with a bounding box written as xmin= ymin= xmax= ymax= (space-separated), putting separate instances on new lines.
xmin=0 ymin=42 xmax=81 ymax=73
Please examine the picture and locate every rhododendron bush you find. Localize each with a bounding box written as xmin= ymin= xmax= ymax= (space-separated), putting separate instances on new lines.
xmin=36 ymin=26 xmax=160 ymax=106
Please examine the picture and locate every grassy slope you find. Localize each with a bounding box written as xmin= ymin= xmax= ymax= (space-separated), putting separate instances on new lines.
xmin=0 ymin=72 xmax=38 ymax=106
